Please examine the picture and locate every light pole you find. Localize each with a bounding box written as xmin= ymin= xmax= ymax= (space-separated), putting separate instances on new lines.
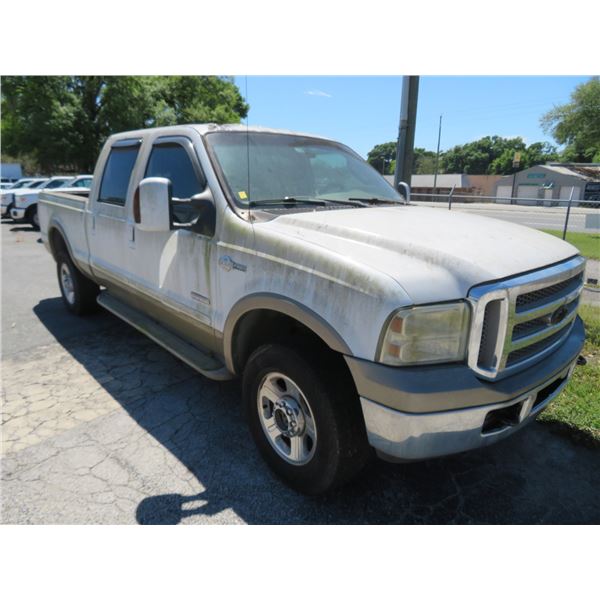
xmin=433 ymin=114 xmax=443 ymax=194
xmin=393 ymin=76 xmax=420 ymax=190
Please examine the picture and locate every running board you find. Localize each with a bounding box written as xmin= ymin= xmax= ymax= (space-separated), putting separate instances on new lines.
xmin=97 ymin=291 xmax=232 ymax=381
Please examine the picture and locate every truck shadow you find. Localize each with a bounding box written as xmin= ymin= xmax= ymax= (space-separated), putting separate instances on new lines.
xmin=33 ymin=297 xmax=600 ymax=525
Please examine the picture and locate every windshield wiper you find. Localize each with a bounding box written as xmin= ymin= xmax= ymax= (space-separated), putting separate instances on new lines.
xmin=320 ymin=198 xmax=369 ymax=207
xmin=249 ymin=197 xmax=327 ymax=208
xmin=347 ymin=197 xmax=402 ymax=205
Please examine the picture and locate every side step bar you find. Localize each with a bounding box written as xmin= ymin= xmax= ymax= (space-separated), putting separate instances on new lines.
xmin=97 ymin=291 xmax=233 ymax=381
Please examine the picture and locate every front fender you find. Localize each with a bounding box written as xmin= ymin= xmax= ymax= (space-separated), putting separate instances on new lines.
xmin=222 ymin=293 xmax=353 ymax=374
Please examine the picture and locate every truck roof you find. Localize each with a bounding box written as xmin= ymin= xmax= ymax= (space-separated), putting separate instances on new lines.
xmin=106 ymin=123 xmax=335 ymax=144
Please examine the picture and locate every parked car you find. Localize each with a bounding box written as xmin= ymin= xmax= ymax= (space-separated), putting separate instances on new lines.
xmin=39 ymin=125 xmax=586 ymax=494
xmin=4 ymin=178 xmax=45 ymax=190
xmin=1 ymin=178 xmax=48 ymax=218
xmin=10 ymin=175 xmax=92 ymax=228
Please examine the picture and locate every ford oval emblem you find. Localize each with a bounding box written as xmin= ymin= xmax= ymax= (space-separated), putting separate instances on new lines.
xmin=550 ymin=306 xmax=568 ymax=326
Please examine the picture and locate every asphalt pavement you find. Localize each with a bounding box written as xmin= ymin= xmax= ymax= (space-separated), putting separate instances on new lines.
xmin=1 ymin=219 xmax=599 ymax=524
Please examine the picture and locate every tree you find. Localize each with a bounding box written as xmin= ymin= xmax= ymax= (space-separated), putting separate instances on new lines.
xmin=541 ymin=77 xmax=600 ymax=162
xmin=412 ymin=147 xmax=438 ymax=174
xmin=367 ymin=141 xmax=396 ymax=174
xmin=488 ymin=141 xmax=559 ymax=174
xmin=367 ymin=143 xmax=438 ymax=175
xmin=442 ymin=136 xmax=520 ymax=174
xmin=439 ymin=136 xmax=558 ymax=175
xmin=522 ymin=141 xmax=560 ymax=167
xmin=1 ymin=76 xmax=249 ymax=173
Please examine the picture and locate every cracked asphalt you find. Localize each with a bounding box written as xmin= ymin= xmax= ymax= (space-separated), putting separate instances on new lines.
xmin=2 ymin=220 xmax=599 ymax=524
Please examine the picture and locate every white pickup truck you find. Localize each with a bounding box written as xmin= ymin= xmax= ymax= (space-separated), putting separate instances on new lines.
xmin=39 ymin=124 xmax=586 ymax=494
xmin=11 ymin=175 xmax=93 ymax=228
xmin=1 ymin=178 xmax=47 ymax=217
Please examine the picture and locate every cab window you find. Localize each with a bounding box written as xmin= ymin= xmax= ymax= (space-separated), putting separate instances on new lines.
xmin=145 ymin=142 xmax=206 ymax=226
xmin=99 ymin=144 xmax=140 ymax=206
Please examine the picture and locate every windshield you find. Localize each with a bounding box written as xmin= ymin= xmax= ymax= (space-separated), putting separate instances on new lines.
xmin=45 ymin=179 xmax=71 ymax=189
xmin=10 ymin=180 xmax=31 ymax=189
xmin=205 ymin=132 xmax=402 ymax=206
xmin=27 ymin=180 xmax=45 ymax=189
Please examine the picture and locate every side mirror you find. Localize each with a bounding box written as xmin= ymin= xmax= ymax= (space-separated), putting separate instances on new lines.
xmin=398 ymin=181 xmax=411 ymax=202
xmin=134 ymin=177 xmax=172 ymax=232
xmin=189 ymin=188 xmax=216 ymax=237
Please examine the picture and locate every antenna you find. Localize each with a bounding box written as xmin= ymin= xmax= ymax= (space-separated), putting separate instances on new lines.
xmin=245 ymin=76 xmax=251 ymax=217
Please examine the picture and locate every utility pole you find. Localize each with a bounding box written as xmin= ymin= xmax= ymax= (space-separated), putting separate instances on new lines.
xmin=433 ymin=114 xmax=443 ymax=193
xmin=394 ymin=76 xmax=420 ymax=191
xmin=510 ymin=151 xmax=521 ymax=204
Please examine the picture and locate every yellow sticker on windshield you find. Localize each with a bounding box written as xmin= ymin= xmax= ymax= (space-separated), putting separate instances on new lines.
xmin=238 ymin=191 xmax=248 ymax=199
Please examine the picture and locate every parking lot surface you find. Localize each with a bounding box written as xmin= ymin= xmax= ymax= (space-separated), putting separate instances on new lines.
xmin=2 ymin=221 xmax=599 ymax=524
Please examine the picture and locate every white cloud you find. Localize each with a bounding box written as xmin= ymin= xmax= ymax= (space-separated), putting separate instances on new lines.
xmin=305 ymin=89 xmax=332 ymax=98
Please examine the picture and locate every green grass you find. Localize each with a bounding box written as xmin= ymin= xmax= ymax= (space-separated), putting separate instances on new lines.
xmin=537 ymin=304 xmax=600 ymax=446
xmin=542 ymin=230 xmax=600 ymax=260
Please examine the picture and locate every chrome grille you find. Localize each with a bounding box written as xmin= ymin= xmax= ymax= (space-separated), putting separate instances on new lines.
xmin=512 ymin=298 xmax=579 ymax=339
xmin=468 ymin=256 xmax=585 ymax=379
xmin=506 ymin=323 xmax=572 ymax=366
xmin=515 ymin=273 xmax=582 ymax=311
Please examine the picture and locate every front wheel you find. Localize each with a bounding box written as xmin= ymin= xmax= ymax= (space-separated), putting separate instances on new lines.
xmin=243 ymin=344 xmax=369 ymax=495
xmin=27 ymin=205 xmax=40 ymax=230
xmin=57 ymin=251 xmax=100 ymax=315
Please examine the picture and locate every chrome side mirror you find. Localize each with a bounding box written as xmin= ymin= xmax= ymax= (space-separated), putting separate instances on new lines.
xmin=135 ymin=177 xmax=172 ymax=232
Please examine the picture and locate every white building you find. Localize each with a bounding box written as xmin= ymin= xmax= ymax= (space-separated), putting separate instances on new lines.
xmin=494 ymin=163 xmax=600 ymax=206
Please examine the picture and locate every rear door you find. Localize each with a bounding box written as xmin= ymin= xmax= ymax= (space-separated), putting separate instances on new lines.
xmin=88 ymin=138 xmax=141 ymax=286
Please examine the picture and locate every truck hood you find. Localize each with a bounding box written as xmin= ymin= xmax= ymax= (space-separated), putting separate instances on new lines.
xmin=259 ymin=205 xmax=579 ymax=304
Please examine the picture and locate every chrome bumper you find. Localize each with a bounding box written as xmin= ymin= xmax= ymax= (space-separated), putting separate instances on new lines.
xmin=361 ymin=360 xmax=576 ymax=461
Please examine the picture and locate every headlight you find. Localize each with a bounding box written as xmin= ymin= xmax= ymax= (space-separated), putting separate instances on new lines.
xmin=379 ymin=302 xmax=470 ymax=366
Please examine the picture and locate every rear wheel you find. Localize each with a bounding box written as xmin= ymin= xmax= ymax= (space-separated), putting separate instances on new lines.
xmin=56 ymin=251 xmax=100 ymax=315
xmin=243 ymin=343 xmax=369 ymax=495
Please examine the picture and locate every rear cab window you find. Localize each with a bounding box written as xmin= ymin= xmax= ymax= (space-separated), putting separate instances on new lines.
xmin=98 ymin=140 xmax=141 ymax=206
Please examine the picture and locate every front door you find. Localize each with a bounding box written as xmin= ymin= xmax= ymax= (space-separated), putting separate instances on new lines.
xmin=128 ymin=136 xmax=214 ymax=329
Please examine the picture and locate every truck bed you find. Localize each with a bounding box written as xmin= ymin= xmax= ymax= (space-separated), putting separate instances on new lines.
xmin=39 ymin=190 xmax=92 ymax=274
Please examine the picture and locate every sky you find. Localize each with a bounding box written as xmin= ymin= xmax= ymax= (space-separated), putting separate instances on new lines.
xmin=236 ymin=76 xmax=590 ymax=158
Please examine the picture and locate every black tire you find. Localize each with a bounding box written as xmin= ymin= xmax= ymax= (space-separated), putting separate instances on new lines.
xmin=27 ymin=205 xmax=40 ymax=230
xmin=56 ymin=251 xmax=100 ymax=315
xmin=243 ymin=343 xmax=370 ymax=495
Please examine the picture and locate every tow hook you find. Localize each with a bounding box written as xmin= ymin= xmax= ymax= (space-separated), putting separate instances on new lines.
xmin=577 ymin=355 xmax=587 ymax=366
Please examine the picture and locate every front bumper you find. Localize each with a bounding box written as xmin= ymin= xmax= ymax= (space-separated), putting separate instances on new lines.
xmin=10 ymin=207 xmax=26 ymax=220
xmin=348 ymin=316 xmax=584 ymax=461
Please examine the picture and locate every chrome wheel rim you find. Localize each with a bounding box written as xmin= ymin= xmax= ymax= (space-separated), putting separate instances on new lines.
xmin=257 ymin=372 xmax=317 ymax=465
xmin=60 ymin=263 xmax=75 ymax=305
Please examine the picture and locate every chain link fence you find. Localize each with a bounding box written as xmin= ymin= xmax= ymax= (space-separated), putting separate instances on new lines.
xmin=410 ymin=188 xmax=600 ymax=238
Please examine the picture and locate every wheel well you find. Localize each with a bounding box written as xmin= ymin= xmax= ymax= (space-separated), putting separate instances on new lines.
xmin=231 ymin=309 xmax=352 ymax=379
xmin=49 ymin=227 xmax=69 ymax=260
